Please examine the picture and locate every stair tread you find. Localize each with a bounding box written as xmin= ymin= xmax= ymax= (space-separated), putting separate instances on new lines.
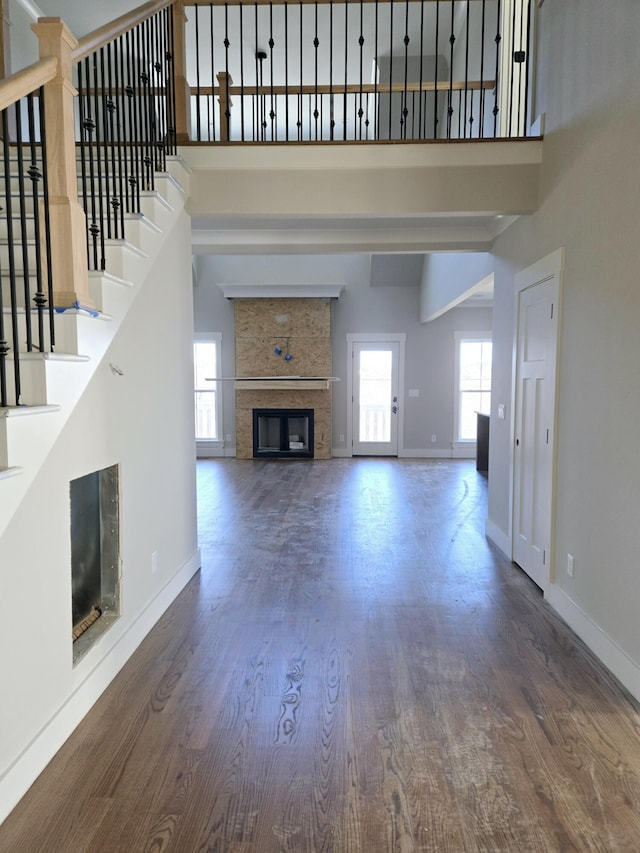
xmin=0 ymin=466 xmax=24 ymax=480
xmin=0 ymin=404 xmax=60 ymax=418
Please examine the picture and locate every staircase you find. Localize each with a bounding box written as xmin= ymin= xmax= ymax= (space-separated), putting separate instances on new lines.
xmin=0 ymin=153 xmax=190 ymax=535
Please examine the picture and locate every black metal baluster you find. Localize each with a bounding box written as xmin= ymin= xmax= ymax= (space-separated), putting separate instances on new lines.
xmin=388 ymin=0 xmax=393 ymax=138
xmin=107 ymin=43 xmax=122 ymax=239
xmin=26 ymin=96 xmax=44 ymax=348
xmin=224 ymin=2 xmax=231 ymax=141
xmin=358 ymin=0 xmax=364 ymax=140
xmin=167 ymin=6 xmax=178 ymax=153
xmin=76 ymin=61 xmax=92 ymax=268
xmin=37 ymin=87 xmax=54 ymax=350
xmin=458 ymin=90 xmax=462 ymax=136
xmin=125 ymin=31 xmax=139 ymax=213
xmin=447 ymin=0 xmax=455 ymax=138
xmin=298 ymin=1 xmax=303 ymax=141
xmin=433 ymin=0 xmax=440 ymax=138
xmin=117 ymin=34 xmax=130 ymax=214
xmin=402 ymin=0 xmax=409 ymax=140
xmin=209 ymin=3 xmax=217 ymax=142
xmin=329 ymin=0 xmax=334 ymax=140
xmin=195 ymin=2 xmax=201 ymax=140
xmin=255 ymin=5 xmax=260 ymax=140
xmin=239 ymin=3 xmax=245 ymax=141
xmin=418 ymin=0 xmax=424 ymax=140
xmin=0 ymin=240 xmax=7 ymax=405
xmin=2 ymin=109 xmax=20 ymax=402
xmin=365 ymin=91 xmax=370 ymax=139
xmin=313 ymin=1 xmax=319 ymax=141
xmin=479 ymin=0 xmax=486 ymax=137
xmin=98 ymin=47 xmax=113 ymax=242
xmin=157 ymin=11 xmax=169 ymax=150
xmin=143 ymin=21 xmax=155 ymax=190
xmin=153 ymin=11 xmax=167 ymax=168
xmin=375 ymin=0 xmax=379 ymax=138
xmin=523 ymin=0 xmax=532 ymax=136
xmin=146 ymin=18 xmax=157 ymax=185
xmin=284 ymin=1 xmax=289 ymax=141
xmin=411 ymin=91 xmax=415 ymax=139
xmin=83 ymin=57 xmax=100 ymax=270
xmin=94 ymin=50 xmax=107 ymax=263
xmin=508 ymin=0 xmax=517 ymax=135
xmin=343 ymin=0 xmax=348 ymax=140
xmin=15 ymin=102 xmax=32 ymax=353
xmin=493 ymin=0 xmax=502 ymax=137
xmin=134 ymin=25 xmax=146 ymax=193
xmin=464 ymin=0 xmax=470 ymax=137
xmin=269 ymin=2 xmax=276 ymax=141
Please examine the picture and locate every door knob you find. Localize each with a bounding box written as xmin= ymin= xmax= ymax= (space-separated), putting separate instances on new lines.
xmin=392 ymin=405 xmax=398 ymax=414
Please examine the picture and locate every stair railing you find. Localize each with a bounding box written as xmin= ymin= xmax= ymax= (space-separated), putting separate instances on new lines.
xmin=0 ymin=1 xmax=183 ymax=407
xmin=71 ymin=0 xmax=178 ymax=271
xmin=181 ymin=0 xmax=534 ymax=143
xmin=0 ymin=57 xmax=57 ymax=408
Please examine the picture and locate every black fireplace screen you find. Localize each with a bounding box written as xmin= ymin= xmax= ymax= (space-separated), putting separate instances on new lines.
xmin=253 ymin=409 xmax=314 ymax=458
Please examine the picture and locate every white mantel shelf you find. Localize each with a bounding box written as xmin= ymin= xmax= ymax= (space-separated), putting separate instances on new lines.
xmin=218 ymin=376 xmax=340 ymax=391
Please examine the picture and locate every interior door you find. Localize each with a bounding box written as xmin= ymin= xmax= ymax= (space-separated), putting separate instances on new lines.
xmin=352 ymin=342 xmax=400 ymax=456
xmin=512 ymin=277 xmax=558 ymax=590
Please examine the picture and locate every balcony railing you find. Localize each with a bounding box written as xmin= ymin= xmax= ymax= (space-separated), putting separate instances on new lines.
xmin=0 ymin=0 xmax=536 ymax=409
xmin=183 ymin=0 xmax=533 ymax=143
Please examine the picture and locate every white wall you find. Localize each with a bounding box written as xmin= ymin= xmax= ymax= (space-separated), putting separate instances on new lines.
xmin=0 ymin=211 xmax=199 ymax=820
xmin=487 ymin=0 xmax=640 ymax=696
xmin=193 ymin=253 xmax=492 ymax=456
xmin=420 ymin=252 xmax=493 ymax=321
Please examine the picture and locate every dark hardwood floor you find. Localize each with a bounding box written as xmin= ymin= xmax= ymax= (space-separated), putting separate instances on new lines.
xmin=3 ymin=458 xmax=640 ymax=852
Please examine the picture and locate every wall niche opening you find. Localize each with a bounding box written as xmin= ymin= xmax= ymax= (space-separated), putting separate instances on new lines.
xmin=71 ymin=464 xmax=120 ymax=664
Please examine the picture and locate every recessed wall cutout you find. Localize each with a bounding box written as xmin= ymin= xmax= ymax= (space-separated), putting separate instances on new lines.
xmin=70 ymin=464 xmax=120 ymax=664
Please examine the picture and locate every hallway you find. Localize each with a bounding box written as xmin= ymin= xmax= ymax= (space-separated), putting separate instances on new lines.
xmin=2 ymin=459 xmax=640 ymax=851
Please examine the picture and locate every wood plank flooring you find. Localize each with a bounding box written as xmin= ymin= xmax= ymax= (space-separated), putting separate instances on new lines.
xmin=2 ymin=458 xmax=640 ymax=851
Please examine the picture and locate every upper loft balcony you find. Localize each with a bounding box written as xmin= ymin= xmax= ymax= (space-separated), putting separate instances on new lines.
xmin=181 ymin=0 xmax=537 ymax=145
xmin=178 ymin=0 xmax=542 ymax=239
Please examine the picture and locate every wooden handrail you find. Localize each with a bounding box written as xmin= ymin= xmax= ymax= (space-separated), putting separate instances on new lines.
xmin=72 ymin=0 xmax=173 ymax=63
xmin=0 ymin=55 xmax=56 ymax=112
xmin=183 ymin=0 xmax=486 ymax=5
xmin=194 ymin=79 xmax=495 ymax=99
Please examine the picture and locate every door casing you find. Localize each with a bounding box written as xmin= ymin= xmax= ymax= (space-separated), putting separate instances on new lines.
xmin=509 ymin=248 xmax=563 ymax=592
xmin=346 ymin=333 xmax=406 ymax=458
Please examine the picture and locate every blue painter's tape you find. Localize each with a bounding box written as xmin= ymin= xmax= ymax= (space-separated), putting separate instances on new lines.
xmin=54 ymin=302 xmax=100 ymax=318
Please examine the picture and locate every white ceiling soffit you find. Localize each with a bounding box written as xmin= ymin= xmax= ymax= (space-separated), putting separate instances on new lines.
xmin=191 ymin=214 xmax=508 ymax=255
xmin=220 ymin=284 xmax=344 ymax=299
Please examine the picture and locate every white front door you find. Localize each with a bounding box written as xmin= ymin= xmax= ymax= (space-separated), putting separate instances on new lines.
xmin=352 ymin=341 xmax=400 ymax=456
xmin=512 ymin=254 xmax=561 ymax=591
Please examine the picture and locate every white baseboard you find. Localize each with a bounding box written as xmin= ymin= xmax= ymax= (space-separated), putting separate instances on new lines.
xmin=398 ymin=449 xmax=453 ymax=459
xmin=0 ymin=547 xmax=201 ymax=826
xmin=485 ymin=517 xmax=511 ymax=557
xmin=546 ymin=584 xmax=640 ymax=705
xmin=196 ymin=447 xmax=236 ymax=458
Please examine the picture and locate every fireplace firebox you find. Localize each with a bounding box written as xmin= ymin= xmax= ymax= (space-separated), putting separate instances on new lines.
xmin=253 ymin=408 xmax=314 ymax=458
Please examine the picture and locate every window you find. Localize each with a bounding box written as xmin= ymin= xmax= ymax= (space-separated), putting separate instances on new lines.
xmin=194 ymin=334 xmax=222 ymax=441
xmin=455 ymin=333 xmax=492 ymax=441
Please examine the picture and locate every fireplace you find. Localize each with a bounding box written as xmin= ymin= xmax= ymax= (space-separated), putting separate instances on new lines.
xmin=253 ymin=408 xmax=314 ymax=458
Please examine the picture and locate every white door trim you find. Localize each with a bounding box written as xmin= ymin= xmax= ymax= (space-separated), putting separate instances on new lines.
xmin=346 ymin=332 xmax=406 ymax=458
xmin=509 ymin=247 xmax=564 ymax=589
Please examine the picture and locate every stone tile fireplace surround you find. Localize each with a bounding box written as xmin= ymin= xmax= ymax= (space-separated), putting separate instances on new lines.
xmin=234 ymin=297 xmax=332 ymax=459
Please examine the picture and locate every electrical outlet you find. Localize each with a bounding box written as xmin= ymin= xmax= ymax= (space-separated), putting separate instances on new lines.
xmin=567 ymin=554 xmax=574 ymax=577
xmin=151 ymin=550 xmax=158 ymax=575
xmin=226 ymin=433 xmax=231 ymax=443
xmin=431 ymin=435 xmax=437 ymax=443
xmin=339 ymin=434 xmax=345 ymax=443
